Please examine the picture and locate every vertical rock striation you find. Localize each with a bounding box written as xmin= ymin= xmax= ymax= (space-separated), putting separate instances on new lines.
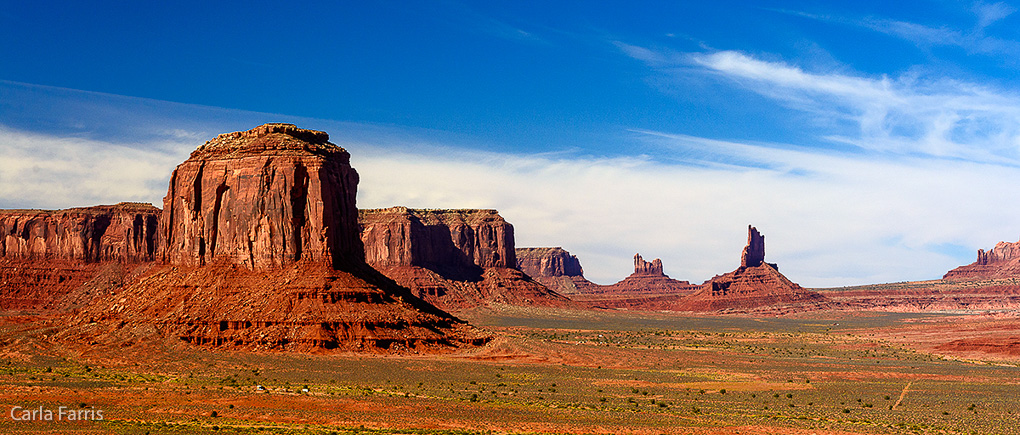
xmin=516 ymin=247 xmax=584 ymax=278
xmin=515 ymin=247 xmax=595 ymax=295
xmin=160 ymin=123 xmax=362 ymax=270
xmin=360 ymin=207 xmax=515 ymax=276
xmin=360 ymin=207 xmax=570 ymax=310
xmin=633 ymin=253 xmax=664 ymax=276
xmin=0 ymin=203 xmax=159 ymax=263
xmin=741 ymin=225 xmax=765 ymax=268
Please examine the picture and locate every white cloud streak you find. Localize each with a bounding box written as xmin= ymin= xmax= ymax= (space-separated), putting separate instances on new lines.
xmin=682 ymin=50 xmax=1020 ymax=162
xmin=0 ymin=126 xmax=190 ymax=209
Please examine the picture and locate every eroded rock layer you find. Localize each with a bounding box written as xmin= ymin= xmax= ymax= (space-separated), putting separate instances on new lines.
xmin=515 ymin=247 xmax=597 ymax=295
xmin=65 ymin=263 xmax=486 ymax=352
xmin=1 ymin=203 xmax=159 ymax=263
xmin=516 ymin=247 xmax=583 ymax=278
xmin=40 ymin=124 xmax=489 ymax=353
xmin=160 ymin=123 xmax=362 ymax=270
xmin=360 ymin=208 xmax=570 ymax=310
xmin=681 ymin=226 xmax=826 ymax=313
xmin=360 ymin=207 xmax=515 ymax=276
xmin=944 ymin=238 xmax=1020 ymax=280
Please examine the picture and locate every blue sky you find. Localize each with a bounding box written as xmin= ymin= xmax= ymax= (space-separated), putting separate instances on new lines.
xmin=3 ymin=1 xmax=1020 ymax=286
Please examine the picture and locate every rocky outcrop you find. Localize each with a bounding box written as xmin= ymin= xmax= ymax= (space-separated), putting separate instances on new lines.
xmin=67 ymin=262 xmax=486 ymax=352
xmin=1 ymin=203 xmax=159 ymax=263
xmin=360 ymin=208 xmax=570 ymax=311
xmin=944 ymin=238 xmax=1020 ymax=280
xmin=48 ymin=124 xmax=487 ymax=352
xmin=515 ymin=247 xmax=595 ymax=295
xmin=516 ymin=247 xmax=583 ymax=278
xmin=0 ymin=204 xmax=160 ymax=313
xmin=596 ymin=253 xmax=695 ymax=295
xmin=633 ymin=254 xmax=663 ymax=275
xmin=679 ymin=226 xmax=826 ymax=313
xmin=160 ymin=123 xmax=362 ymax=270
xmin=741 ymin=225 xmax=765 ymax=268
xmin=360 ymin=207 xmax=515 ymax=277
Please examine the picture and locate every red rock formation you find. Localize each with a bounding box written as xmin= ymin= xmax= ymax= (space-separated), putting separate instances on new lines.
xmin=0 ymin=203 xmax=160 ymax=313
xmin=581 ymin=253 xmax=696 ymax=296
xmin=360 ymin=208 xmax=571 ymax=311
xmin=360 ymin=207 xmax=515 ymax=275
xmin=67 ymin=262 xmax=485 ymax=352
xmin=680 ymin=225 xmax=826 ymax=313
xmin=160 ymin=123 xmax=362 ymax=270
xmin=944 ymin=237 xmax=1020 ymax=280
xmin=47 ymin=124 xmax=486 ymax=352
xmin=515 ymin=247 xmax=596 ymax=294
xmin=633 ymin=253 xmax=663 ymax=275
xmin=516 ymin=247 xmax=583 ymax=278
xmin=741 ymin=225 xmax=765 ymax=268
xmin=1 ymin=203 xmax=159 ymax=263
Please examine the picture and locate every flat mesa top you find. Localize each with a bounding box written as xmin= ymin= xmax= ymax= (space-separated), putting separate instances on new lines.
xmin=0 ymin=202 xmax=160 ymax=215
xmin=189 ymin=123 xmax=348 ymax=160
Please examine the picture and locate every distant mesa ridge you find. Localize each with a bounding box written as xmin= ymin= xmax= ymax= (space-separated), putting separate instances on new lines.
xmin=944 ymin=236 xmax=1020 ymax=280
xmin=0 ymin=202 xmax=159 ymax=263
xmin=359 ymin=207 xmax=571 ymax=310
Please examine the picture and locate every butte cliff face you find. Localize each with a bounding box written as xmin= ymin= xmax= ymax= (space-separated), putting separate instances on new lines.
xmin=360 ymin=207 xmax=515 ymax=278
xmin=944 ymin=238 xmax=1020 ymax=280
xmin=0 ymin=203 xmax=160 ymax=311
xmin=63 ymin=124 xmax=485 ymax=352
xmin=360 ymin=207 xmax=570 ymax=311
xmin=160 ymin=123 xmax=362 ymax=270
xmin=1 ymin=203 xmax=159 ymax=263
xmin=515 ymin=247 xmax=596 ymax=294
xmin=680 ymin=225 xmax=826 ymax=313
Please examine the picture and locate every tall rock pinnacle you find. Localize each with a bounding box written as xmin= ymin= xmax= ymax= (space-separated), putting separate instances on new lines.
xmin=740 ymin=225 xmax=765 ymax=268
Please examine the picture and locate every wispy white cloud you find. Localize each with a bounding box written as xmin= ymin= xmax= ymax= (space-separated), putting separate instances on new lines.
xmin=657 ymin=50 xmax=1020 ymax=162
xmin=973 ymin=1 xmax=1016 ymax=30
xmin=0 ymin=126 xmax=191 ymax=209
xmin=777 ymin=4 xmax=1020 ymax=59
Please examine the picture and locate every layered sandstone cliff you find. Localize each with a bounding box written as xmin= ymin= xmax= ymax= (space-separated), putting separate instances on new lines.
xmin=515 ymin=247 xmax=596 ymax=294
xmin=944 ymin=237 xmax=1020 ymax=280
xmin=360 ymin=207 xmax=515 ymax=278
xmin=517 ymin=247 xmax=583 ymax=278
xmin=1 ymin=203 xmax=159 ymax=263
xmin=360 ymin=208 xmax=570 ymax=310
xmin=0 ymin=203 xmax=160 ymax=312
xmin=58 ymin=124 xmax=485 ymax=352
xmin=160 ymin=123 xmax=362 ymax=270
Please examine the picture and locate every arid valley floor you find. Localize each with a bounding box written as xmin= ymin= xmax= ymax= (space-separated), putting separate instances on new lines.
xmin=3 ymin=298 xmax=1020 ymax=435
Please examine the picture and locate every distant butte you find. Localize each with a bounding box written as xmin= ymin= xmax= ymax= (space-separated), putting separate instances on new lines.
xmin=515 ymin=247 xmax=597 ymax=294
xmin=944 ymin=237 xmax=1020 ymax=280
xmin=359 ymin=207 xmax=571 ymax=311
xmin=680 ymin=225 xmax=826 ymax=313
